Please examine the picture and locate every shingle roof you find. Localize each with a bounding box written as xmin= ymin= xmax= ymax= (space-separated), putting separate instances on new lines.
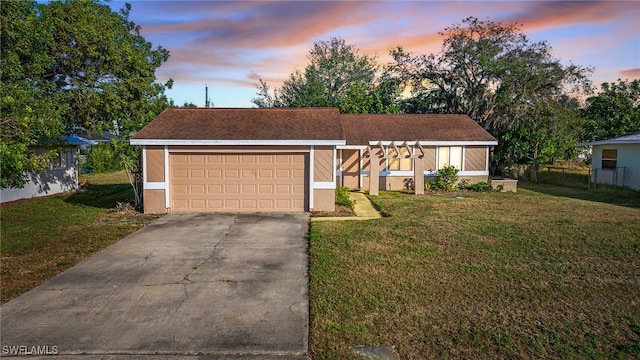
xmin=578 ymin=133 xmax=640 ymax=146
xmin=132 ymin=108 xmax=497 ymax=145
xmin=132 ymin=108 xmax=344 ymax=141
xmin=341 ymin=114 xmax=497 ymax=145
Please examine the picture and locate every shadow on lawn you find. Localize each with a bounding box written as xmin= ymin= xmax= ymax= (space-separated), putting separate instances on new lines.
xmin=64 ymin=183 xmax=133 ymax=209
xmin=523 ymin=183 xmax=640 ymax=209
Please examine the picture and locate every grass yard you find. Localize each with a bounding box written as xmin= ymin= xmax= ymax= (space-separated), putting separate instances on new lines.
xmin=1 ymin=171 xmax=160 ymax=304
xmin=309 ymin=186 xmax=640 ymax=359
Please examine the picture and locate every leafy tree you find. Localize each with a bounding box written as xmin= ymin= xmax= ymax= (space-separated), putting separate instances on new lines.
xmin=38 ymin=0 xmax=172 ymax=136
xmin=493 ymin=97 xmax=583 ymax=181
xmin=253 ymin=37 xmax=400 ymax=113
xmin=168 ymin=100 xmax=198 ymax=108
xmin=180 ymin=101 xmax=198 ymax=108
xmin=1 ymin=0 xmax=171 ymax=188
xmin=581 ymin=79 xmax=640 ymax=141
xmin=1 ymin=1 xmax=65 ymax=188
xmin=387 ymin=17 xmax=591 ymax=177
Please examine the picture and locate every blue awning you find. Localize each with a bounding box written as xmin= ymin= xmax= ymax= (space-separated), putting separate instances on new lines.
xmin=64 ymin=135 xmax=97 ymax=146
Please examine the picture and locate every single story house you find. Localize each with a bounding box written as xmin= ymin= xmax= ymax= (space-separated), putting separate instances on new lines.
xmin=578 ymin=133 xmax=640 ymax=191
xmin=0 ymin=136 xmax=88 ymax=203
xmin=130 ymin=108 xmax=498 ymax=213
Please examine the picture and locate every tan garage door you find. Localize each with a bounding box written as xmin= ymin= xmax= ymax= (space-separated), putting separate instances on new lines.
xmin=170 ymin=153 xmax=306 ymax=212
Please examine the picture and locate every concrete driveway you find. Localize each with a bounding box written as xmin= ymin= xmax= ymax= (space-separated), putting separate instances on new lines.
xmin=1 ymin=213 xmax=310 ymax=359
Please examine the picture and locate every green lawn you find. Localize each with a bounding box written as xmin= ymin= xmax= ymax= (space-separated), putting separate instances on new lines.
xmin=0 ymin=172 xmax=160 ymax=304
xmin=309 ymin=186 xmax=640 ymax=359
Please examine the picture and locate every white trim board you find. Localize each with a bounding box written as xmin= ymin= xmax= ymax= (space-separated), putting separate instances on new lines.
xmin=309 ymin=146 xmax=314 ymax=210
xmin=314 ymin=182 xmax=336 ymax=190
xmin=370 ymin=140 xmax=498 ymax=146
xmin=164 ymin=146 xmax=170 ymax=209
xmin=130 ymin=139 xmax=346 ymax=146
xmin=143 ymin=182 xmax=166 ymax=190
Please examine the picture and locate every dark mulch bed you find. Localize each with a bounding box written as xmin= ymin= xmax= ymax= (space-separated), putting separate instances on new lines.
xmin=311 ymin=204 xmax=356 ymax=217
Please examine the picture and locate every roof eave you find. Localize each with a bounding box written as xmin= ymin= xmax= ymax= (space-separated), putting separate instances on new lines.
xmin=577 ymin=140 xmax=640 ymax=146
xmin=368 ymin=140 xmax=498 ymax=146
xmin=129 ymin=139 xmax=346 ymax=146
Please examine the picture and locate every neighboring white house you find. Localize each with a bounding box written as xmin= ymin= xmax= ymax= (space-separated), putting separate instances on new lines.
xmin=0 ymin=136 xmax=93 ymax=204
xmin=578 ymin=134 xmax=640 ymax=191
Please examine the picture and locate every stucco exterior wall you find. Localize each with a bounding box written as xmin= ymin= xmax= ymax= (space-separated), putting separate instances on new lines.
xmin=313 ymin=189 xmax=335 ymax=212
xmin=1 ymin=148 xmax=78 ymax=203
xmin=457 ymin=175 xmax=490 ymax=184
xmin=143 ymin=189 xmax=167 ymax=214
xmin=591 ymin=144 xmax=640 ymax=190
xmin=380 ymin=176 xmax=412 ymax=190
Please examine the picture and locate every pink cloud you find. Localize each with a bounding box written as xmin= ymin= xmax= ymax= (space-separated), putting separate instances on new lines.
xmin=125 ymin=0 xmax=638 ymax=105
xmin=619 ymin=68 xmax=640 ymax=79
xmin=504 ymin=1 xmax=622 ymax=31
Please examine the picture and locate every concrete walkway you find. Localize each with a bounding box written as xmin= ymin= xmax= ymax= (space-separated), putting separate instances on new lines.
xmin=311 ymin=192 xmax=382 ymax=222
xmin=1 ymin=213 xmax=310 ymax=359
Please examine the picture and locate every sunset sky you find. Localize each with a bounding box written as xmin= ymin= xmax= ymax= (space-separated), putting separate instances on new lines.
xmin=109 ymin=0 xmax=640 ymax=107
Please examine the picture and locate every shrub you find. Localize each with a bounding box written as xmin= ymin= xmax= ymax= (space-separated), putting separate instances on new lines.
xmin=85 ymin=142 xmax=117 ymax=173
xmin=466 ymin=181 xmax=493 ymax=192
xmin=427 ymin=165 xmax=459 ymax=191
xmin=85 ymin=139 xmax=139 ymax=173
xmin=335 ymin=186 xmax=354 ymax=209
xmin=457 ymin=178 xmax=471 ymax=190
xmin=457 ymin=179 xmax=493 ymax=192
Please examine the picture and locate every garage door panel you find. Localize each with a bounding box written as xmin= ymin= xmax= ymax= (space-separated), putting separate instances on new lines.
xmin=258 ymin=169 xmax=273 ymax=178
xmin=206 ymin=155 xmax=222 ymax=163
xmin=242 ymin=184 xmax=257 ymax=193
xmin=174 ymin=169 xmax=188 ymax=179
xmin=191 ymin=155 xmax=205 ymax=163
xmin=241 ymin=169 xmax=256 ymax=178
xmin=224 ymin=169 xmax=239 ymax=178
xmin=207 ymin=184 xmax=222 ymax=193
xmin=207 ymin=169 xmax=222 ymax=178
xmin=173 ymin=154 xmax=188 ymax=163
xmin=276 ymin=169 xmax=291 ymax=178
xmin=242 ymin=199 xmax=257 ymax=208
xmin=174 ymin=184 xmax=188 ymax=194
xmin=208 ymin=199 xmax=223 ymax=208
xmin=225 ymin=199 xmax=240 ymax=209
xmin=225 ymin=155 xmax=239 ymax=163
xmin=190 ymin=169 xmax=205 ymax=178
xmin=171 ymin=153 xmax=306 ymax=212
xmin=241 ymin=155 xmax=256 ymax=163
xmin=191 ymin=199 xmax=206 ymax=209
xmin=191 ymin=184 xmax=205 ymax=194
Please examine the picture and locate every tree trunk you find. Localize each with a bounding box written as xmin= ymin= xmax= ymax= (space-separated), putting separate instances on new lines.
xmin=530 ymin=145 xmax=539 ymax=183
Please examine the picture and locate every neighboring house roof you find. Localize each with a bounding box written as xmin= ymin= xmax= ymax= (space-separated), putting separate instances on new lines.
xmin=131 ymin=108 xmax=497 ymax=146
xmin=131 ymin=108 xmax=345 ymax=145
xmin=341 ymin=114 xmax=498 ymax=145
xmin=64 ymin=135 xmax=97 ymax=146
xmin=578 ymin=133 xmax=640 ymax=146
xmin=86 ymin=132 xmax=118 ymax=142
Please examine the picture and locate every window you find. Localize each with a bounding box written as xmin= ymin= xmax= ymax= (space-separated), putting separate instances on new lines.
xmin=387 ymin=146 xmax=412 ymax=171
xmin=438 ymin=146 xmax=462 ymax=170
xmin=601 ymin=149 xmax=617 ymax=170
xmin=52 ymin=150 xmax=67 ymax=169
